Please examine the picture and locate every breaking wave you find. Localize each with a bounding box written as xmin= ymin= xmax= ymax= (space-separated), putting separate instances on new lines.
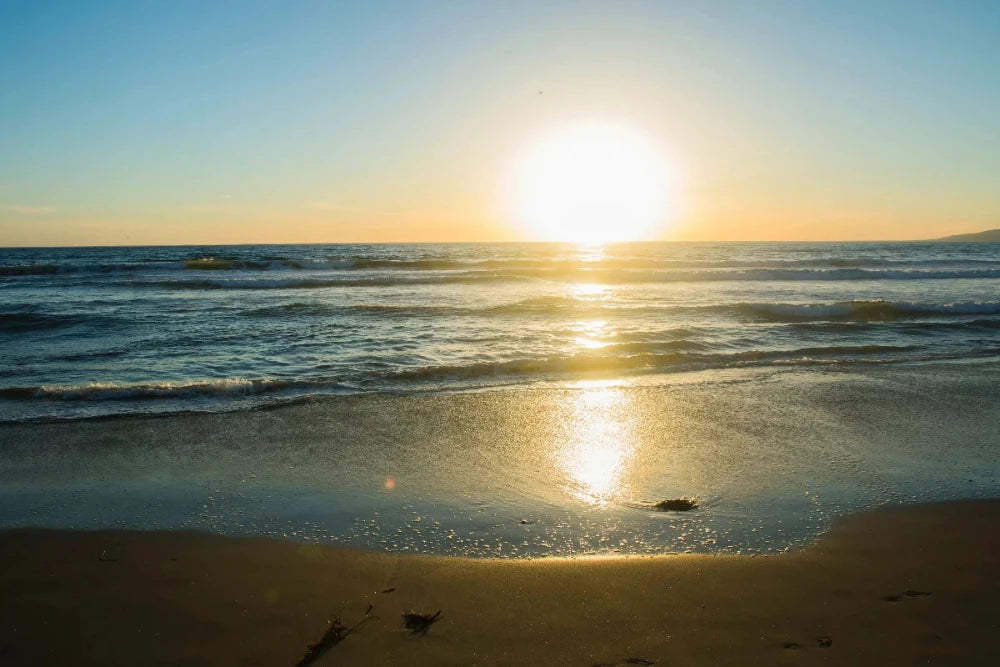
xmin=0 ymin=343 xmax=924 ymax=407
xmin=379 ymin=344 xmax=922 ymax=383
xmin=0 ymin=378 xmax=347 ymax=402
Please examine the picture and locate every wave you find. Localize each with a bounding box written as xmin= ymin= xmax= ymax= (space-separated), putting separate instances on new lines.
xmin=735 ymin=300 xmax=1000 ymax=322
xmin=0 ymin=377 xmax=348 ymax=402
xmin=0 ymin=264 xmax=60 ymax=276
xmin=123 ymin=273 xmax=532 ymax=290
xmin=182 ymin=257 xmax=357 ymax=271
xmin=6 ymin=255 xmax=1000 ymax=278
xmin=248 ymin=302 xmax=475 ymax=318
xmin=91 ymin=267 xmax=1000 ymax=291
xmin=786 ymin=318 xmax=1000 ymax=335
xmin=0 ymin=311 xmax=93 ymax=332
xmin=749 ymin=268 xmax=1000 ymax=281
xmin=0 ymin=257 xmax=355 ymax=276
xmin=245 ymin=302 xmax=346 ymax=318
xmin=346 ymin=257 xmax=1000 ymax=271
xmin=236 ymin=298 xmax=1000 ymax=325
xmin=380 ymin=344 xmax=920 ymax=383
xmin=245 ymin=298 xmax=632 ymax=318
xmin=0 ymin=262 xmax=168 ymax=275
xmin=244 ymin=299 xmax=592 ymax=318
xmin=587 ymin=268 xmax=1000 ymax=283
xmin=468 ymin=297 xmax=1000 ymax=322
xmin=485 ymin=298 xmax=1000 ymax=322
xmin=11 ymin=298 xmax=991 ymax=333
xmin=0 ymin=343 xmax=923 ymax=404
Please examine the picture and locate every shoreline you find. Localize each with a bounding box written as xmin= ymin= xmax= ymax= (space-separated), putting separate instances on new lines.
xmin=5 ymin=356 xmax=1000 ymax=426
xmin=3 ymin=499 xmax=999 ymax=665
xmin=3 ymin=361 xmax=1000 ymax=558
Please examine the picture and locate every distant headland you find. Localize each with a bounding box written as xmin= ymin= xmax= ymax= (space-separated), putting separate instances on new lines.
xmin=934 ymin=229 xmax=1000 ymax=242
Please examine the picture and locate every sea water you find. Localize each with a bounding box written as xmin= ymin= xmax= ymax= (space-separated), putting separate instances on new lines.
xmin=2 ymin=242 xmax=999 ymax=421
xmin=1 ymin=242 xmax=999 ymax=556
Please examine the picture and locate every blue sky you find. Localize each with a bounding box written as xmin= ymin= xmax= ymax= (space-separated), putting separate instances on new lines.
xmin=1 ymin=0 xmax=998 ymax=244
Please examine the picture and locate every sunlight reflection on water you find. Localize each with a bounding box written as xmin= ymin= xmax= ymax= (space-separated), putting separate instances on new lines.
xmin=557 ymin=382 xmax=638 ymax=507
xmin=569 ymin=282 xmax=610 ymax=297
xmin=572 ymin=319 xmax=611 ymax=349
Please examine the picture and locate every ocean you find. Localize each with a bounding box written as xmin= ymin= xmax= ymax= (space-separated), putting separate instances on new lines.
xmin=2 ymin=241 xmax=999 ymax=421
xmin=2 ymin=242 xmax=999 ymax=557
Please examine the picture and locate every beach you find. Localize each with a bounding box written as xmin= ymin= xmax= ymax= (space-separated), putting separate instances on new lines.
xmin=3 ymin=242 xmax=1000 ymax=664
xmin=1 ymin=361 xmax=998 ymax=665
xmin=2 ymin=499 xmax=998 ymax=666
xmin=5 ymin=0 xmax=1000 ymax=663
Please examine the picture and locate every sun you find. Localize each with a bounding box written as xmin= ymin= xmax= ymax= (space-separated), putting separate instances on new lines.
xmin=508 ymin=123 xmax=674 ymax=244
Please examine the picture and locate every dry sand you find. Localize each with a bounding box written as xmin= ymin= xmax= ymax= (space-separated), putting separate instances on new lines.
xmin=1 ymin=500 xmax=998 ymax=666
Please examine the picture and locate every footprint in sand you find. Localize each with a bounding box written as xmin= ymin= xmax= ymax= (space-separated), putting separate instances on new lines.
xmin=780 ymin=637 xmax=831 ymax=650
xmin=882 ymin=589 xmax=931 ymax=602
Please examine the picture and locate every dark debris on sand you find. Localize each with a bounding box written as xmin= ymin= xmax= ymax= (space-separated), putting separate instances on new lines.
xmin=402 ymin=610 xmax=441 ymax=635
xmin=296 ymin=617 xmax=351 ymax=667
xmin=296 ymin=614 xmax=378 ymax=666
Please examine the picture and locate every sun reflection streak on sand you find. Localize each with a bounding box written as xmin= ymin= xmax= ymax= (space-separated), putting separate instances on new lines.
xmin=557 ymin=381 xmax=638 ymax=507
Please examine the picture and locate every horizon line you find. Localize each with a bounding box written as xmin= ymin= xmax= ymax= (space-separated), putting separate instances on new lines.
xmin=1 ymin=238 xmax=987 ymax=250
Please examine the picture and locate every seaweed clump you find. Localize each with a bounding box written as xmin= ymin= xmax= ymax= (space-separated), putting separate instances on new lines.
xmin=296 ymin=618 xmax=351 ymax=667
xmin=402 ymin=610 xmax=442 ymax=635
xmin=652 ymin=497 xmax=698 ymax=512
xmin=296 ymin=613 xmax=378 ymax=666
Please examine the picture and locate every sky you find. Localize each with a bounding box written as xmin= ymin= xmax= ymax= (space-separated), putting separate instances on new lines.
xmin=1 ymin=0 xmax=998 ymax=246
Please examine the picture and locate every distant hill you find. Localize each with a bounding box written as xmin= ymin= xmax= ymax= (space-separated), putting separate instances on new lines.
xmin=934 ymin=229 xmax=1000 ymax=242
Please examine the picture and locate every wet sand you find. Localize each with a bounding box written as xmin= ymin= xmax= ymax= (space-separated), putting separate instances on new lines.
xmin=4 ymin=363 xmax=1000 ymax=557
xmin=1 ymin=499 xmax=998 ymax=666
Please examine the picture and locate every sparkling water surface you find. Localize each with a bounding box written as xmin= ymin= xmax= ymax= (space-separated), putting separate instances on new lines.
xmin=2 ymin=242 xmax=999 ymax=421
xmin=1 ymin=242 xmax=999 ymax=557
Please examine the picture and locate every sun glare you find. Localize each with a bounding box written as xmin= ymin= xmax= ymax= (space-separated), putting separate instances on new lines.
xmin=557 ymin=386 xmax=637 ymax=506
xmin=509 ymin=123 xmax=674 ymax=244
